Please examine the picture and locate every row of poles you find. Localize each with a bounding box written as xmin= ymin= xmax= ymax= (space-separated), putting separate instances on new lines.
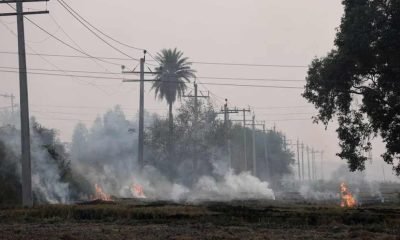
xmin=219 ymin=100 xmax=325 ymax=182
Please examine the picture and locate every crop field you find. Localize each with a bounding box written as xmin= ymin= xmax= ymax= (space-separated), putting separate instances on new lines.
xmin=0 ymin=200 xmax=399 ymax=240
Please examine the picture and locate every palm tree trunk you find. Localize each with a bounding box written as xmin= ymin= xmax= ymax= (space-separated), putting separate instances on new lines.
xmin=167 ymin=103 xmax=174 ymax=161
xmin=168 ymin=103 xmax=173 ymax=134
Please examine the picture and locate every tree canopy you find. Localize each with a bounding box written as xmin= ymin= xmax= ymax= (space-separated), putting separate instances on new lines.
xmin=303 ymin=0 xmax=400 ymax=175
xmin=152 ymin=48 xmax=196 ymax=132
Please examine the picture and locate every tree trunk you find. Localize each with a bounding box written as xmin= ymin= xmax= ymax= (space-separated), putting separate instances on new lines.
xmin=167 ymin=103 xmax=174 ymax=161
xmin=168 ymin=103 xmax=173 ymax=134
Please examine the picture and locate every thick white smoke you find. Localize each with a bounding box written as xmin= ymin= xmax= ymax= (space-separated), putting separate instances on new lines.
xmin=0 ymin=110 xmax=70 ymax=203
xmin=70 ymin=106 xmax=275 ymax=202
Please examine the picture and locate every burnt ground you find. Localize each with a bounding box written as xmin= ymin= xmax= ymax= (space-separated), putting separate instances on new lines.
xmin=0 ymin=200 xmax=399 ymax=240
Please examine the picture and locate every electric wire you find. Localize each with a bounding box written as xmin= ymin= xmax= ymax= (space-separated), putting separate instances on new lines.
xmin=0 ymin=69 xmax=304 ymax=89
xmin=0 ymin=21 xmax=122 ymax=94
xmin=57 ymin=0 xmax=145 ymax=52
xmin=0 ymin=51 xmax=308 ymax=69
xmin=5 ymin=3 xmax=123 ymax=67
xmin=48 ymin=13 xmax=121 ymax=77
xmin=0 ymin=66 xmax=306 ymax=83
xmin=56 ymin=0 xmax=139 ymax=61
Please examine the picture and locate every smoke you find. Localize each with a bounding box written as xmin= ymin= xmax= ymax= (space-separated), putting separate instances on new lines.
xmin=70 ymin=106 xmax=275 ymax=202
xmin=187 ymin=171 xmax=275 ymax=201
xmin=0 ymin=110 xmax=70 ymax=204
xmin=0 ymin=105 xmax=275 ymax=204
xmin=298 ymin=183 xmax=338 ymax=201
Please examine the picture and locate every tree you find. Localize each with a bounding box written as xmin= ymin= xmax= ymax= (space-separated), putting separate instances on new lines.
xmin=152 ymin=48 xmax=196 ymax=133
xmin=145 ymin=98 xmax=226 ymax=185
xmin=303 ymin=0 xmax=400 ymax=175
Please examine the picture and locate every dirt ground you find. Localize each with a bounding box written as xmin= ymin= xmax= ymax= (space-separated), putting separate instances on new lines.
xmin=0 ymin=222 xmax=399 ymax=240
xmin=0 ymin=201 xmax=399 ymax=240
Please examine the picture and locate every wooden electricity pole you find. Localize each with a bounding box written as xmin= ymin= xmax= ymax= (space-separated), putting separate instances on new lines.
xmin=0 ymin=0 xmax=49 ymax=207
xmin=217 ymin=99 xmax=238 ymax=169
xmin=301 ymin=143 xmax=305 ymax=181
xmin=296 ymin=139 xmax=301 ymax=181
xmin=307 ymin=146 xmax=311 ymax=181
xmin=241 ymin=108 xmax=251 ymax=172
xmin=122 ymin=51 xmax=161 ymax=166
xmin=320 ymin=150 xmax=324 ymax=180
xmin=262 ymin=122 xmax=270 ymax=180
xmin=0 ymin=93 xmax=16 ymax=113
xmin=252 ymin=114 xmax=256 ymax=176
xmin=183 ymin=81 xmax=209 ymax=122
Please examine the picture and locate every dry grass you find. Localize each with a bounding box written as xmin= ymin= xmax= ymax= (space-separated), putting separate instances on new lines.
xmin=0 ymin=201 xmax=399 ymax=239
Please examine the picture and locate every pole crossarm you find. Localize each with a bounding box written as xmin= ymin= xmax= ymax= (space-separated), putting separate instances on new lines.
xmin=0 ymin=10 xmax=49 ymax=16
xmin=0 ymin=0 xmax=49 ymax=3
xmin=217 ymin=109 xmax=239 ymax=114
xmin=122 ymin=71 xmax=161 ymax=74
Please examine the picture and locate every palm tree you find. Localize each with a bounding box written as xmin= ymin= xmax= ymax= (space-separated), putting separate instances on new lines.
xmin=152 ymin=48 xmax=196 ymax=133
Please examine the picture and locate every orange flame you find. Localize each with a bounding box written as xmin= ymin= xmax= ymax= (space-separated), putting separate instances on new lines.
xmin=92 ymin=184 xmax=112 ymax=201
xmin=131 ymin=183 xmax=146 ymax=198
xmin=340 ymin=182 xmax=356 ymax=207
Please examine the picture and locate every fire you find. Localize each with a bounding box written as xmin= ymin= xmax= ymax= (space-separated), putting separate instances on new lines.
xmin=92 ymin=184 xmax=112 ymax=201
xmin=340 ymin=182 xmax=356 ymax=207
xmin=131 ymin=183 xmax=146 ymax=198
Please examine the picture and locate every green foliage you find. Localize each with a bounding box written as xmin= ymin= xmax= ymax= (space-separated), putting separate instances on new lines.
xmin=303 ymin=0 xmax=400 ymax=175
xmin=152 ymin=48 xmax=196 ymax=133
xmin=145 ymin=99 xmax=226 ymax=182
xmin=229 ymin=124 xmax=294 ymax=186
xmin=0 ymin=119 xmax=91 ymax=205
xmin=0 ymin=129 xmax=21 ymax=206
xmin=146 ymin=98 xmax=295 ymax=186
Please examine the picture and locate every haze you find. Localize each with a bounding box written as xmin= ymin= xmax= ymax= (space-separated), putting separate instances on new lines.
xmin=0 ymin=0 xmax=396 ymax=181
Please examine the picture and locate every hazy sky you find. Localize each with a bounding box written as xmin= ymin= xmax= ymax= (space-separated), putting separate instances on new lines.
xmin=0 ymin=0 xmax=397 ymax=180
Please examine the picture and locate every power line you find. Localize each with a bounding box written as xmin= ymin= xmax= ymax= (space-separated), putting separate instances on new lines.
xmin=189 ymin=61 xmax=308 ymax=68
xmin=56 ymin=0 xmax=145 ymax=52
xmin=198 ymin=76 xmax=304 ymax=82
xmin=0 ymin=51 xmax=309 ymax=69
xmin=3 ymin=1 xmax=123 ymax=67
xmin=0 ymin=19 xmax=124 ymax=95
xmin=56 ymin=0 xmax=139 ymax=62
xmin=0 ymin=69 xmax=125 ymax=80
xmin=197 ymin=82 xmax=303 ymax=89
xmin=25 ymin=17 xmax=124 ymax=66
xmin=0 ymin=66 xmax=305 ymax=83
xmin=0 ymin=69 xmax=304 ymax=89
xmin=264 ymin=118 xmax=312 ymax=122
xmin=48 ymin=13 xmax=120 ymax=76
xmin=257 ymin=112 xmax=316 ymax=116
xmin=0 ymin=51 xmax=132 ymax=61
xmin=0 ymin=66 xmax=123 ymax=76
xmin=253 ymin=105 xmax=313 ymax=110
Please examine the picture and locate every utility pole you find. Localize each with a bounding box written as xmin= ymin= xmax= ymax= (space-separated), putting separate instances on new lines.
xmin=262 ymin=122 xmax=270 ymax=181
xmin=0 ymin=94 xmax=16 ymax=113
xmin=122 ymin=50 xmax=161 ymax=167
xmin=252 ymin=114 xmax=256 ymax=176
xmin=296 ymin=139 xmax=301 ymax=181
xmin=138 ymin=57 xmax=145 ymax=166
xmin=382 ymin=164 xmax=386 ymax=182
xmin=307 ymin=146 xmax=311 ymax=181
xmin=311 ymin=148 xmax=314 ymax=180
xmin=301 ymin=143 xmax=305 ymax=181
xmin=311 ymin=149 xmax=320 ymax=180
xmin=241 ymin=108 xmax=251 ymax=172
xmin=0 ymin=0 xmax=49 ymax=207
xmin=217 ymin=99 xmax=238 ymax=169
xmin=320 ymin=150 xmax=324 ymax=180
xmin=183 ymin=81 xmax=209 ymax=122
